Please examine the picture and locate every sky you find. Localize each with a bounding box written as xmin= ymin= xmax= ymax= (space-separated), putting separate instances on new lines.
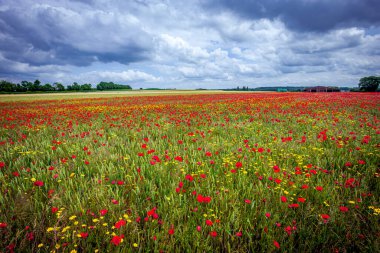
xmin=0 ymin=0 xmax=379 ymax=89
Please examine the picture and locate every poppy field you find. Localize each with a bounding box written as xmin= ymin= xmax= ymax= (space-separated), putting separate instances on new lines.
xmin=0 ymin=92 xmax=379 ymax=252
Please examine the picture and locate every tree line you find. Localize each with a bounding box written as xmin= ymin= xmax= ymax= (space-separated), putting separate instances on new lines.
xmin=0 ymin=80 xmax=132 ymax=92
xmin=358 ymin=76 xmax=380 ymax=91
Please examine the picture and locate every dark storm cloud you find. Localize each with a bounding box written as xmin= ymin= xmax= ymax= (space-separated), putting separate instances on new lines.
xmin=203 ymin=0 xmax=380 ymax=32
xmin=0 ymin=2 xmax=152 ymax=67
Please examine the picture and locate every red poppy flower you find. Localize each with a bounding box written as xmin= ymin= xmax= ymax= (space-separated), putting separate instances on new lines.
xmin=273 ymin=165 xmax=280 ymax=173
xmin=205 ymin=220 xmax=213 ymax=226
xmin=235 ymin=162 xmax=242 ymax=168
xmin=185 ymin=174 xmax=194 ymax=182
xmin=114 ymin=220 xmax=126 ymax=229
xmin=281 ymin=196 xmax=287 ymax=203
xmin=0 ymin=222 xmax=7 ymax=229
xmin=315 ymin=186 xmax=323 ymax=191
xmin=80 ymin=232 xmax=89 ymax=238
xmin=339 ymin=206 xmax=349 ymax=212
xmin=26 ymin=232 xmax=34 ymax=241
xmin=33 ymin=181 xmax=44 ymax=187
xmin=147 ymin=207 xmax=157 ymax=217
xmin=203 ymin=196 xmax=211 ymax=203
xmin=321 ymin=214 xmax=330 ymax=220
xmin=110 ymin=235 xmax=124 ymax=245
xmin=273 ymin=240 xmax=280 ymax=249
xmin=345 ymin=178 xmax=358 ymax=188
xmin=100 ymin=209 xmax=108 ymax=216
xmin=51 ymin=207 xmax=58 ymax=213
xmin=174 ymin=156 xmax=183 ymax=162
xmin=285 ymin=226 xmax=292 ymax=235
xmin=209 ymin=231 xmax=217 ymax=237
xmin=297 ymin=197 xmax=306 ymax=203
xmin=197 ymin=194 xmax=212 ymax=203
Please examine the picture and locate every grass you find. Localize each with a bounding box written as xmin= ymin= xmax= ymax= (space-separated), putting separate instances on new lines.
xmin=0 ymin=92 xmax=379 ymax=252
xmin=0 ymin=90 xmax=232 ymax=102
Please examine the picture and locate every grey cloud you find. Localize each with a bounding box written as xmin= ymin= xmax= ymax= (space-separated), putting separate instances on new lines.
xmin=0 ymin=53 xmax=68 ymax=82
xmin=280 ymin=52 xmax=331 ymax=68
xmin=0 ymin=2 xmax=153 ymax=67
xmin=290 ymin=28 xmax=365 ymax=54
xmin=203 ymin=0 xmax=380 ymax=32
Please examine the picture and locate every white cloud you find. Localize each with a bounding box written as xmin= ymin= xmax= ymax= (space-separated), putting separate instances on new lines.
xmin=158 ymin=34 xmax=210 ymax=62
xmin=94 ymin=70 xmax=159 ymax=82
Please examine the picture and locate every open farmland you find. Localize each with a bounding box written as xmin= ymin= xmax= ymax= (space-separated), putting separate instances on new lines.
xmin=0 ymin=92 xmax=379 ymax=252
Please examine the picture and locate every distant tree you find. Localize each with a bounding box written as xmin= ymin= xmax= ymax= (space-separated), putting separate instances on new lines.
xmin=96 ymin=81 xmax=131 ymax=90
xmin=81 ymin=83 xmax=92 ymax=90
xmin=21 ymin=80 xmax=33 ymax=91
xmin=70 ymin=82 xmax=81 ymax=90
xmin=28 ymin=79 xmax=42 ymax=91
xmin=0 ymin=80 xmax=16 ymax=92
xmin=359 ymin=76 xmax=380 ymax=91
xmin=15 ymin=83 xmax=27 ymax=92
xmin=42 ymin=83 xmax=55 ymax=91
xmin=54 ymin=82 xmax=65 ymax=91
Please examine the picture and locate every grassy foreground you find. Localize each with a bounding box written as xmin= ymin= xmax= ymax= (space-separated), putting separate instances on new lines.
xmin=0 ymin=92 xmax=379 ymax=252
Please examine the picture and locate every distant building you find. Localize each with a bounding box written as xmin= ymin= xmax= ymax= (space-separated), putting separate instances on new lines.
xmin=304 ymin=86 xmax=340 ymax=92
